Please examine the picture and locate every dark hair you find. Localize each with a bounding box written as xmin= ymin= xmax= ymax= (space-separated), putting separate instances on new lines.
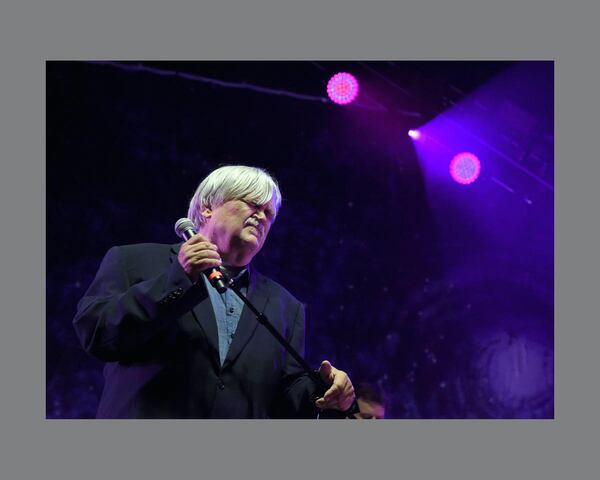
xmin=355 ymin=382 xmax=385 ymax=406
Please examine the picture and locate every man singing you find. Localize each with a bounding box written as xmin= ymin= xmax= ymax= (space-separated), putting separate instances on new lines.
xmin=73 ymin=165 xmax=355 ymax=418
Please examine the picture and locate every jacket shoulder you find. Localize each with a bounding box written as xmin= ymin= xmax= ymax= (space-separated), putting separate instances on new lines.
xmin=114 ymin=242 xmax=178 ymax=256
xmin=254 ymin=271 xmax=304 ymax=307
xmin=102 ymin=243 xmax=178 ymax=276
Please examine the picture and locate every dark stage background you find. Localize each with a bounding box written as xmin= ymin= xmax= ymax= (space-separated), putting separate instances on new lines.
xmin=46 ymin=61 xmax=553 ymax=418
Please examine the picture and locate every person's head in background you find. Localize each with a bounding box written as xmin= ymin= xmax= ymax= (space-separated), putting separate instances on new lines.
xmin=354 ymin=382 xmax=386 ymax=419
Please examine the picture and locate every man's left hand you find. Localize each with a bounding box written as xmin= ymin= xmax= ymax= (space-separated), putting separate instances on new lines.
xmin=315 ymin=360 xmax=355 ymax=411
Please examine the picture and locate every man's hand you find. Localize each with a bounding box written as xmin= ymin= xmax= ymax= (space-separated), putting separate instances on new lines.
xmin=178 ymin=233 xmax=222 ymax=283
xmin=315 ymin=360 xmax=355 ymax=411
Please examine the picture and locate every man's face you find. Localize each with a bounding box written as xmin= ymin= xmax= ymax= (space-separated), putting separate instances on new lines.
xmin=354 ymin=398 xmax=386 ymax=419
xmin=202 ymin=197 xmax=276 ymax=266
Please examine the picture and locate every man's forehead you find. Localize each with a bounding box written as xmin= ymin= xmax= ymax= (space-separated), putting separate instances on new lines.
xmin=240 ymin=195 xmax=274 ymax=205
xmin=241 ymin=197 xmax=277 ymax=212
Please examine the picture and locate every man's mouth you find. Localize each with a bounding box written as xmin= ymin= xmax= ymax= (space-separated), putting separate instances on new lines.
xmin=244 ymin=218 xmax=263 ymax=237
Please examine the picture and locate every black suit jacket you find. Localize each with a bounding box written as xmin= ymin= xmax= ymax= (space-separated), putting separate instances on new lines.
xmin=73 ymin=243 xmax=319 ymax=418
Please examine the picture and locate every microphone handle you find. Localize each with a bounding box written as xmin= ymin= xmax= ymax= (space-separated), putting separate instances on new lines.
xmin=181 ymin=228 xmax=227 ymax=293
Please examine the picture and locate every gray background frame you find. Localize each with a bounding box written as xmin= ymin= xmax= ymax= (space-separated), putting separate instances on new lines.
xmin=1 ymin=0 xmax=598 ymax=479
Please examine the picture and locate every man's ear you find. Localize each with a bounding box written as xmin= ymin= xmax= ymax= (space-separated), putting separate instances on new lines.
xmin=201 ymin=207 xmax=212 ymax=219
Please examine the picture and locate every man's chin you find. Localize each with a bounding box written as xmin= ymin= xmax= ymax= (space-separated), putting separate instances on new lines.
xmin=239 ymin=232 xmax=262 ymax=249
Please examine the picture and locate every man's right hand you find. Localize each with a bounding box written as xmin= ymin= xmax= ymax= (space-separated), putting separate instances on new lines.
xmin=177 ymin=233 xmax=222 ymax=283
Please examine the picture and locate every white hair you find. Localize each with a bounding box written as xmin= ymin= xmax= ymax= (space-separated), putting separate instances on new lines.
xmin=187 ymin=165 xmax=282 ymax=228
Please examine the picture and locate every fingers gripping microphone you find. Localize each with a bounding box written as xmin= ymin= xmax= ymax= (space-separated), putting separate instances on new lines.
xmin=174 ymin=218 xmax=228 ymax=293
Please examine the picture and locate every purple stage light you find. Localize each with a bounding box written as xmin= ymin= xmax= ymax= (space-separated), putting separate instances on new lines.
xmin=408 ymin=129 xmax=421 ymax=140
xmin=449 ymin=152 xmax=481 ymax=185
xmin=327 ymin=72 xmax=359 ymax=105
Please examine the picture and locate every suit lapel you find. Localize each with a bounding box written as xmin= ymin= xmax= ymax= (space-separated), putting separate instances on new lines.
xmin=222 ymin=269 xmax=270 ymax=369
xmin=169 ymin=243 xmax=220 ymax=369
xmin=191 ymin=292 xmax=221 ymax=369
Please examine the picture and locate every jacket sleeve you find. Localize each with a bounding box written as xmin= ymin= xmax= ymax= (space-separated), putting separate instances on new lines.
xmin=73 ymin=245 xmax=208 ymax=362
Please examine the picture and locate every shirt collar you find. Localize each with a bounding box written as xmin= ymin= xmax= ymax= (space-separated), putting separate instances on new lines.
xmin=221 ymin=264 xmax=250 ymax=289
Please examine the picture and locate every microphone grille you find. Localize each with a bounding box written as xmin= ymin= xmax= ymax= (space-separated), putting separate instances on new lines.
xmin=174 ymin=217 xmax=196 ymax=239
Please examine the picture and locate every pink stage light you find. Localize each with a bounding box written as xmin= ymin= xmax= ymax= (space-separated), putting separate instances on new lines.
xmin=408 ymin=129 xmax=421 ymax=140
xmin=449 ymin=152 xmax=481 ymax=185
xmin=327 ymin=72 xmax=359 ymax=105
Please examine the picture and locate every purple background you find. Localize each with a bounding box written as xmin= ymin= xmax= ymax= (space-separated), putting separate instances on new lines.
xmin=46 ymin=61 xmax=553 ymax=418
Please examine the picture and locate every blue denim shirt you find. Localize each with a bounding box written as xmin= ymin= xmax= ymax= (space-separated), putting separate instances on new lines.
xmin=201 ymin=268 xmax=248 ymax=366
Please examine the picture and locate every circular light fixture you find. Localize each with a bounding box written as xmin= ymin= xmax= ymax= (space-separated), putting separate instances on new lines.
xmin=327 ymin=72 xmax=360 ymax=105
xmin=449 ymin=152 xmax=481 ymax=185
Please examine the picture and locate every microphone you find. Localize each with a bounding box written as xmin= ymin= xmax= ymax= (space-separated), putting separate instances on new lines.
xmin=174 ymin=218 xmax=228 ymax=293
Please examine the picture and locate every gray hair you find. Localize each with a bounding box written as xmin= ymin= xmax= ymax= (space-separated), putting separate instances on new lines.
xmin=187 ymin=165 xmax=282 ymax=228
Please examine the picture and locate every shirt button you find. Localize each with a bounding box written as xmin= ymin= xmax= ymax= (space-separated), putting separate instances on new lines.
xmin=228 ymin=308 xmax=235 ymax=314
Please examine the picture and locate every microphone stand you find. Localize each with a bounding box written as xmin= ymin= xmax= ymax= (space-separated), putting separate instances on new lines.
xmin=226 ymin=276 xmax=360 ymax=419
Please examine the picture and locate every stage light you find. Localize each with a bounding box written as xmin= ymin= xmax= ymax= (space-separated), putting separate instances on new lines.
xmin=408 ymin=129 xmax=421 ymax=140
xmin=327 ymin=72 xmax=359 ymax=105
xmin=449 ymin=152 xmax=481 ymax=185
